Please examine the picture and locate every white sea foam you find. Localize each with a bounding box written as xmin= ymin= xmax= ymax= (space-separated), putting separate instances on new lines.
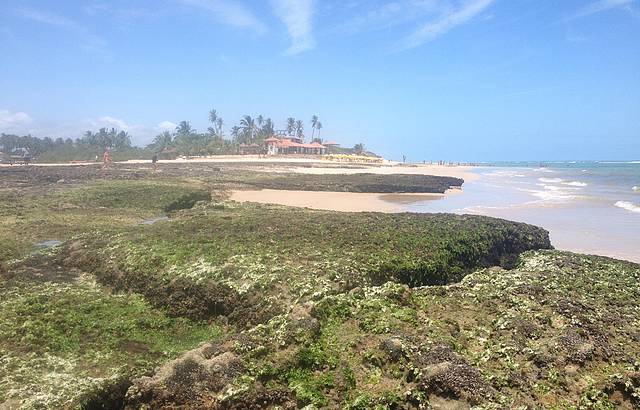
xmin=563 ymin=181 xmax=587 ymax=187
xmin=532 ymin=191 xmax=572 ymax=201
xmin=538 ymin=177 xmax=562 ymax=183
xmin=485 ymin=170 xmax=525 ymax=178
xmin=614 ymin=201 xmax=640 ymax=213
xmin=521 ymin=187 xmax=575 ymax=202
xmin=633 ymin=186 xmax=639 ymax=192
xmin=534 ymin=168 xmax=556 ymax=173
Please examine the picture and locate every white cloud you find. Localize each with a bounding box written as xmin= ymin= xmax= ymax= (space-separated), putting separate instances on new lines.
xmin=401 ymin=0 xmax=496 ymax=50
xmin=177 ymin=0 xmax=265 ymax=32
xmin=566 ymin=0 xmax=636 ymax=21
xmin=0 ymin=110 xmax=161 ymax=146
xmin=271 ymin=0 xmax=316 ymax=55
xmin=0 ymin=110 xmax=32 ymax=130
xmin=157 ymin=121 xmax=177 ymax=132
xmin=91 ymin=116 xmax=129 ymax=130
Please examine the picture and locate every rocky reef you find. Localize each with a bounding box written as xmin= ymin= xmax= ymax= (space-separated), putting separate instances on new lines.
xmin=121 ymin=250 xmax=640 ymax=409
xmin=0 ymin=165 xmax=638 ymax=409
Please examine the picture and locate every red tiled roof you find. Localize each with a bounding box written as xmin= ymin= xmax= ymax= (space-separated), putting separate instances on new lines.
xmin=273 ymin=139 xmax=325 ymax=149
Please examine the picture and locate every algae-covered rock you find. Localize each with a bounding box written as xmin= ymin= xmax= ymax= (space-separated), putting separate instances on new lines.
xmin=122 ymin=251 xmax=640 ymax=409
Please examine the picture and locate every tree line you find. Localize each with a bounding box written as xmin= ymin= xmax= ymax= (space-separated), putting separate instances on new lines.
xmin=1 ymin=109 xmax=369 ymax=161
xmin=148 ymin=110 xmax=325 ymax=156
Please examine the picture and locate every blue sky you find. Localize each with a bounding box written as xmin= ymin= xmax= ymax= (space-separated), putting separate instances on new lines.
xmin=0 ymin=0 xmax=639 ymax=161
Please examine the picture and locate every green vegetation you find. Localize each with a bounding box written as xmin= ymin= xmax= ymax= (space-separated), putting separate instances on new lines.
xmin=127 ymin=251 xmax=640 ymax=409
xmin=0 ymin=164 xmax=637 ymax=409
xmin=0 ymin=177 xmax=210 ymax=262
xmin=217 ymin=171 xmax=463 ymax=193
xmin=1 ymin=109 xmax=344 ymax=162
xmin=0 ymin=269 xmax=221 ymax=408
xmin=59 ymin=200 xmax=548 ymax=325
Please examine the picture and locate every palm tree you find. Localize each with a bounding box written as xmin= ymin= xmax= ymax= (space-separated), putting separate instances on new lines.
xmin=208 ymin=109 xmax=218 ymax=125
xmin=295 ymin=120 xmax=304 ymax=140
xmin=231 ymin=126 xmax=241 ymax=142
xmin=176 ymin=121 xmax=194 ymax=136
xmin=262 ymin=118 xmax=275 ymax=137
xmin=240 ymin=115 xmax=257 ymax=142
xmin=286 ymin=117 xmax=296 ymax=136
xmin=315 ymin=122 xmax=322 ymax=142
xmin=215 ymin=118 xmax=224 ymax=137
xmin=151 ymin=131 xmax=173 ymax=150
xmin=310 ymin=115 xmax=319 ymax=141
xmin=354 ymin=143 xmax=365 ymax=153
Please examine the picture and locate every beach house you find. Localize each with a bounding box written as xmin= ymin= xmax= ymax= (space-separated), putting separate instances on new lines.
xmin=265 ymin=135 xmax=327 ymax=155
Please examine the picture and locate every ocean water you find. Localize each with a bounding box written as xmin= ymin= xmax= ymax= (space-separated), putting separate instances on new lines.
xmin=406 ymin=161 xmax=640 ymax=262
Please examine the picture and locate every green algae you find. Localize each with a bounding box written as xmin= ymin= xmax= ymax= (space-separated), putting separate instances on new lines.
xmin=126 ymin=251 xmax=640 ymax=409
xmin=1 ymin=167 xmax=636 ymax=409
xmin=0 ymin=272 xmax=221 ymax=409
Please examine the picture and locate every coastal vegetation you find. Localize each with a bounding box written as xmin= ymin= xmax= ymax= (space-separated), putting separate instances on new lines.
xmin=1 ymin=110 xmax=371 ymax=162
xmin=0 ymin=163 xmax=638 ymax=409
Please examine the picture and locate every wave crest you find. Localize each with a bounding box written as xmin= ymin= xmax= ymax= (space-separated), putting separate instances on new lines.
xmin=615 ymin=201 xmax=640 ymax=213
xmin=538 ymin=177 xmax=562 ymax=183
xmin=563 ymin=181 xmax=587 ymax=187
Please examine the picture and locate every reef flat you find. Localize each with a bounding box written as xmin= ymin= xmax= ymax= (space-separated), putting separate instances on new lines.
xmin=0 ymin=163 xmax=638 ymax=409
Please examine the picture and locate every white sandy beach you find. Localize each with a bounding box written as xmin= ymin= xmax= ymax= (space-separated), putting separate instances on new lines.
xmin=231 ymin=189 xmax=463 ymax=213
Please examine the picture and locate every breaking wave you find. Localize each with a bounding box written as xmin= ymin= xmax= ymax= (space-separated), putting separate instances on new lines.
xmin=538 ymin=177 xmax=562 ymax=183
xmin=563 ymin=181 xmax=587 ymax=187
xmin=614 ymin=201 xmax=640 ymax=213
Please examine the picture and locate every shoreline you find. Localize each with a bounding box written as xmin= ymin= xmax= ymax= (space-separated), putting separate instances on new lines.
xmin=0 ymin=157 xmax=478 ymax=182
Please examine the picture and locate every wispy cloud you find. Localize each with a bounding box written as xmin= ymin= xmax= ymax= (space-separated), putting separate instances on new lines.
xmin=334 ymin=0 xmax=443 ymax=35
xmin=271 ymin=0 xmax=316 ymax=55
xmin=566 ymin=0 xmax=636 ymax=21
xmin=17 ymin=7 xmax=85 ymax=32
xmin=16 ymin=7 xmax=108 ymax=55
xmin=400 ymin=0 xmax=496 ymax=50
xmin=177 ymin=0 xmax=265 ymax=32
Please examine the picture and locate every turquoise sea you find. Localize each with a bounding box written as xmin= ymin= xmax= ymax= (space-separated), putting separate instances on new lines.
xmin=407 ymin=161 xmax=640 ymax=262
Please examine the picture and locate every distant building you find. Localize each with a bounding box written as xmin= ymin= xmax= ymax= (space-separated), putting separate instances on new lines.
xmin=265 ymin=136 xmax=327 ymax=155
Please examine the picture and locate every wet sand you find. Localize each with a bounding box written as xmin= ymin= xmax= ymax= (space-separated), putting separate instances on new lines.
xmin=230 ymin=189 xmax=462 ymax=213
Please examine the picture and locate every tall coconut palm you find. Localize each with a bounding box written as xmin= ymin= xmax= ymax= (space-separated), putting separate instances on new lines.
xmin=208 ymin=109 xmax=218 ymax=125
xmin=240 ymin=115 xmax=257 ymax=142
xmin=262 ymin=118 xmax=275 ymax=137
xmin=231 ymin=126 xmax=241 ymax=142
xmin=286 ymin=117 xmax=296 ymax=136
xmin=315 ymin=122 xmax=322 ymax=142
xmin=215 ymin=118 xmax=224 ymax=137
xmin=295 ymin=120 xmax=304 ymax=140
xmin=310 ymin=115 xmax=319 ymax=141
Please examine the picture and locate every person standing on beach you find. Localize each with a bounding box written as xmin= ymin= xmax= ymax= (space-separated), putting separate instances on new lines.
xmin=152 ymin=154 xmax=158 ymax=171
xmin=102 ymin=148 xmax=111 ymax=169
